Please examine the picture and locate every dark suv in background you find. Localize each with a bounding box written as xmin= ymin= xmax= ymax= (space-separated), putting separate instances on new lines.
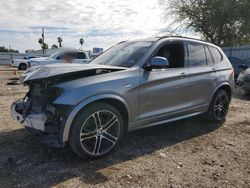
xmin=11 ymin=36 xmax=234 ymax=159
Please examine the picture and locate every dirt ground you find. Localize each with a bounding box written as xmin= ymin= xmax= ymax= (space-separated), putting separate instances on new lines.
xmin=0 ymin=70 xmax=249 ymax=188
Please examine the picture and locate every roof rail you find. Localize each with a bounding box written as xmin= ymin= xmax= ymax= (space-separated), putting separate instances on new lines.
xmin=155 ymin=35 xmax=204 ymax=42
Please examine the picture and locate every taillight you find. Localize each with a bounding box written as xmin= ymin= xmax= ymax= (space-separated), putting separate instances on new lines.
xmin=231 ymin=68 xmax=234 ymax=78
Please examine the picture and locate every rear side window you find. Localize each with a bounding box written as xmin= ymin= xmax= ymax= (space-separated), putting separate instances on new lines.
xmin=76 ymin=52 xmax=86 ymax=59
xmin=208 ymin=46 xmax=222 ymax=63
xmin=204 ymin=46 xmax=214 ymax=64
xmin=187 ymin=43 xmax=207 ymax=66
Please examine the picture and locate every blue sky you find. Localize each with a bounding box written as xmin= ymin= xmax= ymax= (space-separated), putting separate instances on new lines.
xmin=0 ymin=0 xmax=194 ymax=52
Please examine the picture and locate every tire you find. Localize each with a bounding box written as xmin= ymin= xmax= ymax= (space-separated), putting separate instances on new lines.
xmin=19 ymin=63 xmax=27 ymax=70
xmin=207 ymin=89 xmax=230 ymax=122
xmin=69 ymin=102 xmax=124 ymax=159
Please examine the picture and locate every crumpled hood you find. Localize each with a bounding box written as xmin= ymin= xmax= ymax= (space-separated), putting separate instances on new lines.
xmin=21 ymin=63 xmax=127 ymax=83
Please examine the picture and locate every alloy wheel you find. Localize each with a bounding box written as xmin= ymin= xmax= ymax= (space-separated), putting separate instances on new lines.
xmin=79 ymin=110 xmax=120 ymax=156
xmin=214 ymin=92 xmax=229 ymax=120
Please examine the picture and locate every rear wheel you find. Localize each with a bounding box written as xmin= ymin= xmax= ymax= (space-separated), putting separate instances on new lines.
xmin=207 ymin=89 xmax=230 ymax=122
xmin=19 ymin=63 xmax=27 ymax=70
xmin=69 ymin=103 xmax=124 ymax=159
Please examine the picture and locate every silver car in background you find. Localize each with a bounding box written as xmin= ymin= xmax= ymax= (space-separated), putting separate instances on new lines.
xmin=11 ymin=36 xmax=234 ymax=159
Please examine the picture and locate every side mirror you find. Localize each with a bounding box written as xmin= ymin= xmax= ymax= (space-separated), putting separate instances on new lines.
xmin=238 ymin=64 xmax=248 ymax=70
xmin=145 ymin=56 xmax=170 ymax=70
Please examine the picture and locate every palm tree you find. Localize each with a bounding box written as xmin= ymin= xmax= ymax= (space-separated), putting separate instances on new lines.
xmin=57 ymin=37 xmax=63 ymax=48
xmin=38 ymin=38 xmax=43 ymax=47
xmin=79 ymin=38 xmax=84 ymax=50
xmin=42 ymin=43 xmax=49 ymax=49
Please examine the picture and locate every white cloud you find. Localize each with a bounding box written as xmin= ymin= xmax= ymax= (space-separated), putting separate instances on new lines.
xmin=0 ymin=0 xmax=173 ymax=52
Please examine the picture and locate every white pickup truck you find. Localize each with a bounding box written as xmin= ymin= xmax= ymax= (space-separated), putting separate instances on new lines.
xmin=28 ymin=50 xmax=91 ymax=67
xmin=10 ymin=55 xmax=40 ymax=70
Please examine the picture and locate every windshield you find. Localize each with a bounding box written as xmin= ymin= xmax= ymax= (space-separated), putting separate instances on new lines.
xmin=90 ymin=41 xmax=152 ymax=67
xmin=49 ymin=51 xmax=61 ymax=59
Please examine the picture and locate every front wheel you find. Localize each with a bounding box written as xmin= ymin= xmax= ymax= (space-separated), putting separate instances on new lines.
xmin=69 ymin=103 xmax=124 ymax=159
xmin=19 ymin=63 xmax=27 ymax=70
xmin=207 ymin=89 xmax=230 ymax=122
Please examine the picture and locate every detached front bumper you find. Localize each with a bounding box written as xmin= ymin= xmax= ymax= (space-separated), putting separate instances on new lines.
xmin=11 ymin=100 xmax=47 ymax=131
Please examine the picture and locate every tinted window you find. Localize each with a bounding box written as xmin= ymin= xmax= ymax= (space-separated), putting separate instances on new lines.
xmin=187 ymin=43 xmax=207 ymax=66
xmin=76 ymin=52 xmax=86 ymax=59
xmin=155 ymin=43 xmax=184 ymax=68
xmin=209 ymin=46 xmax=222 ymax=63
xmin=204 ymin=46 xmax=214 ymax=64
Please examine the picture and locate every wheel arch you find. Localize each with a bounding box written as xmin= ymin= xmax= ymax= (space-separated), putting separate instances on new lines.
xmin=210 ymin=82 xmax=233 ymax=104
xmin=62 ymin=94 xmax=130 ymax=142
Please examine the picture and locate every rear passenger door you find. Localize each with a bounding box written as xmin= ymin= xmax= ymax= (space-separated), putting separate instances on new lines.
xmin=186 ymin=42 xmax=216 ymax=108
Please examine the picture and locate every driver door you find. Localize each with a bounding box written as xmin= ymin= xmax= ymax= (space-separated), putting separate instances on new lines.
xmin=139 ymin=42 xmax=190 ymax=121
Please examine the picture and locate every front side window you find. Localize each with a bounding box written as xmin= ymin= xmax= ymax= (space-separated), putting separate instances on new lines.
xmin=187 ymin=43 xmax=207 ymax=66
xmin=154 ymin=42 xmax=185 ymax=68
xmin=90 ymin=41 xmax=152 ymax=68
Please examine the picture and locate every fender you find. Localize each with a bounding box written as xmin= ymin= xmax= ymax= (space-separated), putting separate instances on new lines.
xmin=209 ymin=81 xmax=234 ymax=105
xmin=62 ymin=93 xmax=130 ymax=142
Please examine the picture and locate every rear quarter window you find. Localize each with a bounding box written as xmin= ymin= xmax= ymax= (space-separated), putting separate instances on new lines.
xmin=209 ymin=46 xmax=223 ymax=63
xmin=204 ymin=46 xmax=214 ymax=65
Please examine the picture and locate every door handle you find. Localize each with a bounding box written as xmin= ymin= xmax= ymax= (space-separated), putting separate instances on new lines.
xmin=180 ymin=72 xmax=187 ymax=78
xmin=212 ymin=68 xmax=217 ymax=72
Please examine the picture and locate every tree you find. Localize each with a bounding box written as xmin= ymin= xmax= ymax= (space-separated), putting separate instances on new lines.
xmin=0 ymin=46 xmax=9 ymax=52
xmin=79 ymin=38 xmax=84 ymax=50
xmin=42 ymin=43 xmax=49 ymax=49
xmin=51 ymin=44 xmax=58 ymax=49
xmin=38 ymin=38 xmax=43 ymax=46
xmin=25 ymin=49 xmax=35 ymax=53
xmin=165 ymin=0 xmax=250 ymax=46
xmin=57 ymin=37 xmax=63 ymax=48
xmin=0 ymin=46 xmax=19 ymax=53
xmin=38 ymin=38 xmax=48 ymax=50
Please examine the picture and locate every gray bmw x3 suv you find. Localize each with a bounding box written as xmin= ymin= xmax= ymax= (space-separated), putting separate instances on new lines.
xmin=11 ymin=36 xmax=234 ymax=159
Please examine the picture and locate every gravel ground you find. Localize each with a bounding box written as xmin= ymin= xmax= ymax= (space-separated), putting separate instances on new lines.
xmin=0 ymin=70 xmax=249 ymax=188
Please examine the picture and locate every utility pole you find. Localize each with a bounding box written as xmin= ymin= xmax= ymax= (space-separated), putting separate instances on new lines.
xmin=42 ymin=28 xmax=45 ymax=55
xmin=9 ymin=44 xmax=13 ymax=60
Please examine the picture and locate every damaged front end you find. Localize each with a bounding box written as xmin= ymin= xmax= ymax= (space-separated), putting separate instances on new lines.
xmin=11 ymin=80 xmax=72 ymax=147
xmin=11 ymin=64 xmax=127 ymax=147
